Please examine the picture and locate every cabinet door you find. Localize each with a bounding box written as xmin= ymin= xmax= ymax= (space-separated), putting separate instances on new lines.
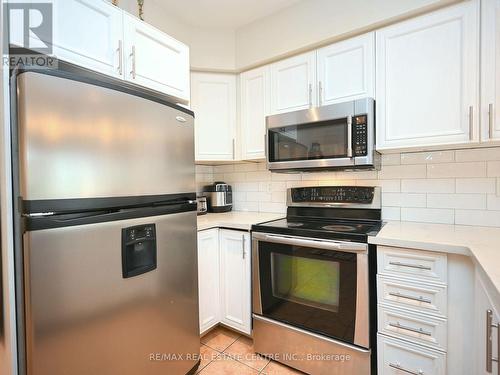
xmin=270 ymin=52 xmax=317 ymax=114
xmin=33 ymin=0 xmax=123 ymax=77
xmin=475 ymin=273 xmax=500 ymax=375
xmin=197 ymin=229 xmax=220 ymax=335
xmin=219 ymin=230 xmax=251 ymax=335
xmin=123 ymin=14 xmax=189 ymax=102
xmin=376 ymin=0 xmax=479 ymax=150
xmin=240 ymin=66 xmax=270 ymax=160
xmin=317 ymin=33 xmax=375 ymax=106
xmin=481 ymin=0 xmax=500 ymax=141
xmin=191 ymin=73 xmax=237 ymax=161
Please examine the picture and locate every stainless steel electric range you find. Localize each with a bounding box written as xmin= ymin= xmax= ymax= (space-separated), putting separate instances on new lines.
xmin=251 ymin=186 xmax=382 ymax=375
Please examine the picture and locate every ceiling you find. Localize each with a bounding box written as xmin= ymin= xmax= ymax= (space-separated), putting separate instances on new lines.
xmin=153 ymin=0 xmax=302 ymax=29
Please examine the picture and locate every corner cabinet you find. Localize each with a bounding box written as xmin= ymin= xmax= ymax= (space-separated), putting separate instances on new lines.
xmin=376 ymin=0 xmax=480 ymax=150
xmin=270 ymin=51 xmax=317 ymax=114
xmin=474 ymin=268 xmax=500 ymax=375
xmin=191 ymin=73 xmax=237 ymax=162
xmin=240 ymin=66 xmax=270 ymax=160
xmin=197 ymin=229 xmax=220 ymax=335
xmin=123 ymin=14 xmax=190 ymax=102
xmin=317 ymin=32 xmax=375 ymax=106
xmin=196 ymin=229 xmax=251 ymax=336
xmin=481 ymin=0 xmax=500 ymax=142
xmin=219 ymin=230 xmax=251 ymax=335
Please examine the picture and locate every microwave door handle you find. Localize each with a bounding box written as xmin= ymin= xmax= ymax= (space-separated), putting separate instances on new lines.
xmin=253 ymin=233 xmax=367 ymax=254
xmin=347 ymin=115 xmax=353 ymax=158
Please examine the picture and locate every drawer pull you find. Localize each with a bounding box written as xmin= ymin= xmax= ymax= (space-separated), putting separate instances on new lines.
xmin=388 ymin=292 xmax=432 ymax=304
xmin=389 ymin=362 xmax=424 ymax=375
xmin=389 ymin=261 xmax=431 ymax=271
xmin=389 ymin=321 xmax=432 ymax=336
xmin=486 ymin=309 xmax=500 ymax=374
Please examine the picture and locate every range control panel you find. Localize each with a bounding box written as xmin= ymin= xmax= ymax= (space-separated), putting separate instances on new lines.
xmin=291 ymin=186 xmax=375 ymax=204
xmin=353 ymin=115 xmax=368 ymax=157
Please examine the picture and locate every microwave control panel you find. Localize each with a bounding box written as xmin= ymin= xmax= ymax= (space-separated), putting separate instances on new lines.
xmin=353 ymin=115 xmax=368 ymax=156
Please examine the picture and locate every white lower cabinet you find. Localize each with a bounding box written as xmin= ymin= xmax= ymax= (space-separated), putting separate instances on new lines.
xmin=378 ymin=334 xmax=446 ymax=375
xmin=378 ymin=305 xmax=447 ymax=352
xmin=197 ymin=229 xmax=251 ymax=335
xmin=197 ymin=229 xmax=220 ymax=334
xmin=219 ymin=229 xmax=251 ymax=335
xmin=474 ymin=268 xmax=500 ymax=375
xmin=377 ymin=246 xmax=448 ymax=375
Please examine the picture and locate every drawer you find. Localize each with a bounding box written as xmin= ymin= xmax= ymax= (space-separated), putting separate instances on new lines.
xmin=378 ymin=305 xmax=447 ymax=352
xmin=378 ymin=334 xmax=446 ymax=375
xmin=377 ymin=275 xmax=447 ymax=317
xmin=377 ymin=246 xmax=447 ymax=284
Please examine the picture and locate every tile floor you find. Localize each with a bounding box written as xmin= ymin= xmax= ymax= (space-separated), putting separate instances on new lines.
xmin=198 ymin=326 xmax=305 ymax=374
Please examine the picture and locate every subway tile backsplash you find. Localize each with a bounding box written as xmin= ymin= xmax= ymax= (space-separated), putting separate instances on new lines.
xmin=195 ymin=147 xmax=500 ymax=227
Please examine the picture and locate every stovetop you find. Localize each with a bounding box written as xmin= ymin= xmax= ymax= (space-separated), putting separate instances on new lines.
xmin=251 ymin=186 xmax=383 ymax=243
xmin=252 ymin=217 xmax=383 ymax=242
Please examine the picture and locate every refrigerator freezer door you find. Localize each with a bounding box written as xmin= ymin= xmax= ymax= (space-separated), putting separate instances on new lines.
xmin=23 ymin=211 xmax=199 ymax=375
xmin=16 ymin=72 xmax=195 ymax=201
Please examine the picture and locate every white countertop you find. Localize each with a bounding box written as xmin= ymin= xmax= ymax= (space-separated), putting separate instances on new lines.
xmin=370 ymin=221 xmax=500 ymax=298
xmin=197 ymin=211 xmax=284 ymax=231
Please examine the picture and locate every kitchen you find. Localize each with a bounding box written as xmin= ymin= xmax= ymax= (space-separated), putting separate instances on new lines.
xmin=0 ymin=0 xmax=499 ymax=374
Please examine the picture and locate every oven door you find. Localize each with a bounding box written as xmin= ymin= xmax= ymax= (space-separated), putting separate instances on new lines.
xmin=252 ymin=232 xmax=369 ymax=349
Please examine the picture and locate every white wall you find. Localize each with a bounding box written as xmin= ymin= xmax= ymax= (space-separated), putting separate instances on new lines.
xmin=196 ymin=147 xmax=500 ymax=227
xmin=117 ymin=0 xmax=236 ymax=71
xmin=235 ymin=0 xmax=460 ymax=70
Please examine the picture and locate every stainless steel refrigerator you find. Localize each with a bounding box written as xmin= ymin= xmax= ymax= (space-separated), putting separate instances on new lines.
xmin=11 ymin=64 xmax=200 ymax=375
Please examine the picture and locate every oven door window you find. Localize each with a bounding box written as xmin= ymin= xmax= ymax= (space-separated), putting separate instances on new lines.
xmin=258 ymin=241 xmax=357 ymax=343
xmin=268 ymin=118 xmax=348 ymax=162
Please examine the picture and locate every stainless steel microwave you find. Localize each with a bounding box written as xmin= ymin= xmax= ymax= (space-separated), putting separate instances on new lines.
xmin=266 ymin=98 xmax=379 ymax=172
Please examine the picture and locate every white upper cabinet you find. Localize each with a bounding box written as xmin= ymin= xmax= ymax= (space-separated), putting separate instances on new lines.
xmin=123 ymin=13 xmax=190 ymax=101
xmin=376 ymin=0 xmax=480 ymax=150
xmin=197 ymin=229 xmax=220 ymax=335
xmin=270 ymin=52 xmax=317 ymax=114
xmin=481 ymin=0 xmax=500 ymax=142
xmin=317 ymin=32 xmax=375 ymax=106
xmin=240 ymin=66 xmax=270 ymax=160
xmin=219 ymin=230 xmax=251 ymax=335
xmin=45 ymin=0 xmax=123 ymax=77
xmin=191 ymin=73 xmax=237 ymax=161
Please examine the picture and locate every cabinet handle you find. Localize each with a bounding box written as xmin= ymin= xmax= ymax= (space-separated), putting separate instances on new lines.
xmin=469 ymin=106 xmax=474 ymax=140
xmin=117 ymin=40 xmax=123 ymax=75
xmin=389 ymin=362 xmax=424 ymax=375
xmin=486 ymin=310 xmax=500 ymax=374
xmin=308 ymin=83 xmax=312 ymax=108
xmin=388 ymin=321 xmax=432 ymax=336
xmin=232 ymin=139 xmax=235 ymax=160
xmin=242 ymin=235 xmax=246 ymax=259
xmin=318 ymin=81 xmax=323 ymax=106
xmin=130 ymin=45 xmax=136 ymax=79
xmin=389 ymin=261 xmax=431 ymax=271
xmin=490 ymin=104 xmax=495 ymax=139
xmin=347 ymin=115 xmax=353 ymax=158
xmin=388 ymin=292 xmax=431 ymax=304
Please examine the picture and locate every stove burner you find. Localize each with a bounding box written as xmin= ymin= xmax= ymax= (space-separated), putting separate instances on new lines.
xmin=322 ymin=224 xmax=358 ymax=232
xmin=287 ymin=222 xmax=304 ymax=228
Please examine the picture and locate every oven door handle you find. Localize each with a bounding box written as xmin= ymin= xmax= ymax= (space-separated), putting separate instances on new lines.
xmin=252 ymin=233 xmax=368 ymax=253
